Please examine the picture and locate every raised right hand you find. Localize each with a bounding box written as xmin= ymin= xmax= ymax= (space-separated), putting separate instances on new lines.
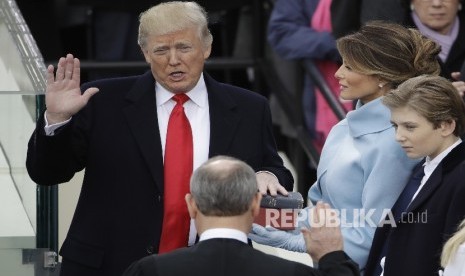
xmin=45 ymin=53 xmax=99 ymax=124
xmin=301 ymin=202 xmax=343 ymax=262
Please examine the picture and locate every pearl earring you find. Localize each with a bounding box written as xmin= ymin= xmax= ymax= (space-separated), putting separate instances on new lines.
xmin=378 ymin=83 xmax=384 ymax=88
xmin=410 ymin=3 xmax=414 ymax=11
xmin=459 ymin=3 xmax=462 ymax=11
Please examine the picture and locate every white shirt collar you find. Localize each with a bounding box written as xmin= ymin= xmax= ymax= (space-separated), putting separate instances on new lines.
xmin=411 ymin=138 xmax=462 ymax=201
xmin=424 ymin=138 xmax=462 ymax=174
xmin=199 ymin=228 xmax=248 ymax=244
xmin=156 ymin=73 xmax=207 ymax=107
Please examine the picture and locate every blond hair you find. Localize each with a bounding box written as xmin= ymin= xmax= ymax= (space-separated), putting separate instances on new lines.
xmin=337 ymin=21 xmax=441 ymax=88
xmin=383 ymin=75 xmax=465 ymax=137
xmin=441 ymin=219 xmax=465 ymax=267
xmin=138 ymin=1 xmax=213 ymax=49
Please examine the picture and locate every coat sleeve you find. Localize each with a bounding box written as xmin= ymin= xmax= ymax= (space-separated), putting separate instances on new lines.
xmin=268 ymin=0 xmax=339 ymax=61
xmin=294 ymin=251 xmax=360 ymax=276
xmin=256 ymin=98 xmax=294 ymax=191
xmin=26 ymin=109 xmax=89 ymax=185
xmin=307 ymin=129 xmax=418 ymax=269
xmin=122 ymin=255 xmax=159 ymax=276
xmin=443 ymin=163 xmax=465 ymax=243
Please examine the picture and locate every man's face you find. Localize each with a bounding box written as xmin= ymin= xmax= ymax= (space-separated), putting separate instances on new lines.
xmin=390 ymin=106 xmax=452 ymax=160
xmin=142 ymin=28 xmax=211 ymax=93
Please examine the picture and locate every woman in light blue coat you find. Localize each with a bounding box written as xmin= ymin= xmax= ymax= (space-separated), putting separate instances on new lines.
xmin=250 ymin=21 xmax=441 ymax=271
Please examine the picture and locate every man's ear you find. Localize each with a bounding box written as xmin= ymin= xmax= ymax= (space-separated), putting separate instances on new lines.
xmin=440 ymin=120 xmax=457 ymax=137
xmin=251 ymin=192 xmax=262 ymax=218
xmin=185 ymin=194 xmax=198 ymax=219
xmin=141 ymin=48 xmax=151 ymax=63
xmin=203 ymin=43 xmax=212 ymax=60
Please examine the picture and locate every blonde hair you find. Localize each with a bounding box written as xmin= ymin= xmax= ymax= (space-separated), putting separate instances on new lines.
xmin=138 ymin=1 xmax=213 ymax=49
xmin=441 ymin=219 xmax=465 ymax=267
xmin=383 ymin=75 xmax=465 ymax=137
xmin=337 ymin=21 xmax=441 ymax=88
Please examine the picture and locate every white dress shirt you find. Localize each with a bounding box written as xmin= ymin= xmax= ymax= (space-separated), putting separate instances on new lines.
xmin=156 ymin=73 xmax=210 ymax=171
xmin=156 ymin=73 xmax=210 ymax=245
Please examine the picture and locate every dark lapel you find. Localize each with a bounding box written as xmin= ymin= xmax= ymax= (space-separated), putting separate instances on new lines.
xmin=406 ymin=142 xmax=465 ymax=213
xmin=123 ymin=71 xmax=165 ymax=194
xmin=204 ymin=73 xmax=241 ymax=157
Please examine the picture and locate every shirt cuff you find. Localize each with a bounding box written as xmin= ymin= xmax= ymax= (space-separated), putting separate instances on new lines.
xmin=256 ymin=170 xmax=279 ymax=182
xmin=44 ymin=111 xmax=72 ymax=136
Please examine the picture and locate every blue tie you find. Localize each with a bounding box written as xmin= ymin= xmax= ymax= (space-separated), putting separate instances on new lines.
xmin=391 ymin=166 xmax=425 ymax=221
xmin=373 ymin=165 xmax=425 ymax=275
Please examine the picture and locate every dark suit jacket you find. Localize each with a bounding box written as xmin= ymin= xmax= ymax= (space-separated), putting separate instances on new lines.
xmin=122 ymin=238 xmax=360 ymax=276
xmin=26 ymin=72 xmax=293 ymax=276
xmin=364 ymin=142 xmax=465 ymax=276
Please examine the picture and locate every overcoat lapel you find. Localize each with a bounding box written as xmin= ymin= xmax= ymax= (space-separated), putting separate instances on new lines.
xmin=123 ymin=72 xmax=165 ymax=194
xmin=204 ymin=74 xmax=241 ymax=157
xmin=405 ymin=166 xmax=443 ymax=214
xmin=406 ymin=142 xmax=465 ymax=214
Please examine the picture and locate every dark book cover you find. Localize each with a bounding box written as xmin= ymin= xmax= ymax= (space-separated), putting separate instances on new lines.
xmin=260 ymin=192 xmax=304 ymax=209
xmin=254 ymin=192 xmax=304 ymax=230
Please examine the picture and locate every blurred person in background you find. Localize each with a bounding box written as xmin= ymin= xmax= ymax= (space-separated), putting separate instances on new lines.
xmin=441 ymin=218 xmax=465 ymax=276
xmin=331 ymin=0 xmax=465 ymax=96
xmin=267 ymin=0 xmax=353 ymax=152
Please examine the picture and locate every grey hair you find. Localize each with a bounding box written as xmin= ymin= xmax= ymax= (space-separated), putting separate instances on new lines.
xmin=138 ymin=1 xmax=213 ymax=49
xmin=190 ymin=156 xmax=258 ymax=216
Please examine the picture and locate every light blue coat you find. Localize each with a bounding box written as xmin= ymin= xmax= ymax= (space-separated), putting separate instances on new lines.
xmin=307 ymin=98 xmax=419 ymax=269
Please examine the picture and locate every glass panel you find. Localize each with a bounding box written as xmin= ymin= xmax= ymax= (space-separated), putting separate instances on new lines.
xmin=0 ymin=0 xmax=46 ymax=95
xmin=0 ymin=249 xmax=60 ymax=276
xmin=0 ymin=0 xmax=51 ymax=275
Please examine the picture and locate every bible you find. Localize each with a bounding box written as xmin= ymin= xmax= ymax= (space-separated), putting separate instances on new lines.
xmin=254 ymin=192 xmax=304 ymax=230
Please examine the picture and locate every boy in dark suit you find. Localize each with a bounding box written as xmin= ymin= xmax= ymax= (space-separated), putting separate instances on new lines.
xmin=123 ymin=156 xmax=359 ymax=276
xmin=365 ymin=75 xmax=465 ymax=276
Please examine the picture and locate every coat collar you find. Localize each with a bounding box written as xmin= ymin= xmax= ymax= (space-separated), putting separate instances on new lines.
xmin=346 ymin=97 xmax=392 ymax=138
xmin=203 ymin=73 xmax=240 ymax=157
xmin=406 ymin=141 xmax=465 ymax=213
xmin=123 ymin=71 xmax=165 ymax=193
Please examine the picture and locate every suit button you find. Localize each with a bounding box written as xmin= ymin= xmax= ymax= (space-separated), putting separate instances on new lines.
xmin=146 ymin=246 xmax=154 ymax=254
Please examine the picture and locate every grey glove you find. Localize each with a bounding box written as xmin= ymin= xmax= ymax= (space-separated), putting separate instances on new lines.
xmin=248 ymin=223 xmax=306 ymax=253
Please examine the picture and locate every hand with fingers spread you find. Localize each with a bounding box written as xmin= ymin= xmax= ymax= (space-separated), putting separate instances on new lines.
xmin=302 ymin=201 xmax=344 ymax=262
xmin=45 ymin=53 xmax=99 ymax=124
xmin=256 ymin=171 xmax=289 ymax=196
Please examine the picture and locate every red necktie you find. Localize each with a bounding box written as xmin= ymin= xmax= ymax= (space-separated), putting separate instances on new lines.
xmin=158 ymin=94 xmax=193 ymax=253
